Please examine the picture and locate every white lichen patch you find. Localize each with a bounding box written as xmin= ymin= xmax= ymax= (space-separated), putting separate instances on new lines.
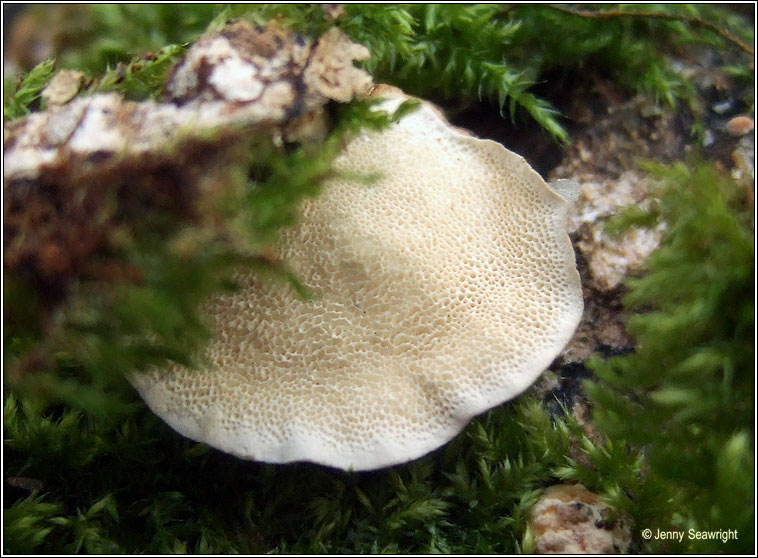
xmin=208 ymin=55 xmax=266 ymax=102
xmin=67 ymin=94 xmax=132 ymax=153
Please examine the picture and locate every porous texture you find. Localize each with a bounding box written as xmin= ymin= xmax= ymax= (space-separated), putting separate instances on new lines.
xmin=131 ymin=90 xmax=583 ymax=470
xmin=530 ymin=484 xmax=631 ymax=554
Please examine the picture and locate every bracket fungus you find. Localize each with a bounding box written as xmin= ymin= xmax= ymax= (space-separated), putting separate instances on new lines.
xmin=130 ymin=86 xmax=583 ymax=471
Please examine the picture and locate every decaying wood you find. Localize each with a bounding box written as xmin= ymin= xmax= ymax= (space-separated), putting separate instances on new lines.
xmin=3 ymin=22 xmax=372 ymax=314
xmin=5 ymin=22 xmax=372 ymax=181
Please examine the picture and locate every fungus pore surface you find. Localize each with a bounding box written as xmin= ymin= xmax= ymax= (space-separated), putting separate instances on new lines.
xmin=131 ymin=89 xmax=583 ymax=471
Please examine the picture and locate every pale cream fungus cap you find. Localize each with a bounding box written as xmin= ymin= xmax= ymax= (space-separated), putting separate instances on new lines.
xmin=130 ymin=87 xmax=583 ymax=470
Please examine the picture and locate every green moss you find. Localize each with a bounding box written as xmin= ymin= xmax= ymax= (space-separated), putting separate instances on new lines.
xmin=90 ymin=43 xmax=186 ymax=100
xmin=5 ymin=390 xmax=591 ymax=554
xmin=50 ymin=4 xmax=222 ymax=73
xmin=13 ymin=4 xmax=751 ymax=138
xmin=3 ymin=58 xmax=56 ymax=120
xmin=587 ymin=161 xmax=754 ymax=553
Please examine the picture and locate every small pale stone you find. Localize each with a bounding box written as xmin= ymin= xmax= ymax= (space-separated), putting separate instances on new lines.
xmin=726 ymin=115 xmax=754 ymax=137
xmin=530 ymin=484 xmax=631 ymax=554
xmin=731 ymin=135 xmax=755 ymax=187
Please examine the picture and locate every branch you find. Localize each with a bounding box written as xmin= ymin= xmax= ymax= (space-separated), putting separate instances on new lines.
xmin=549 ymin=4 xmax=754 ymax=56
